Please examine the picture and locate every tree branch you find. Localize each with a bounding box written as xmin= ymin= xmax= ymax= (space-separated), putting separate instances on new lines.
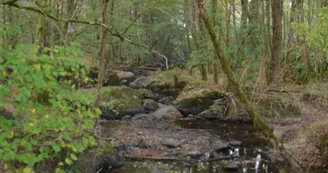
xmin=120 ymin=0 xmax=159 ymax=36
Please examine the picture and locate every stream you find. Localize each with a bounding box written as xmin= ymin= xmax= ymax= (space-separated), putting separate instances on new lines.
xmin=100 ymin=120 xmax=326 ymax=173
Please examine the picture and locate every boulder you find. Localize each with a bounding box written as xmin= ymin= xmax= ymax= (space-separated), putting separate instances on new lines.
xmin=158 ymin=96 xmax=175 ymax=105
xmin=100 ymin=86 xmax=145 ymax=119
xmin=174 ymin=88 xmax=225 ymax=116
xmin=138 ymin=89 xmax=156 ymax=99
xmin=198 ymin=98 xmax=229 ymax=120
xmin=143 ymin=99 xmax=159 ymax=111
xmin=228 ymin=140 xmax=242 ymax=147
xmin=187 ymin=151 xmax=203 ymax=158
xmin=103 ymin=70 xmax=120 ymax=86
xmin=135 ymin=138 xmax=151 ymax=148
xmin=129 ymin=76 xmax=156 ymax=89
xmin=132 ymin=113 xmax=151 ymax=120
xmin=120 ymin=80 xmax=128 ymax=86
xmin=161 ymin=138 xmax=181 ymax=148
xmin=116 ymin=71 xmax=135 ymax=82
xmin=150 ymin=105 xmax=183 ymax=121
xmin=66 ymin=144 xmax=123 ymax=172
xmin=212 ymin=140 xmax=229 ymax=152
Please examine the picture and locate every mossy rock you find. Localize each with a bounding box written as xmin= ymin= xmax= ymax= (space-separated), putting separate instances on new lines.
xmin=149 ymin=69 xmax=187 ymax=94
xmin=100 ymin=86 xmax=145 ymax=119
xmin=174 ymin=88 xmax=225 ymax=116
xmin=65 ymin=143 xmax=123 ymax=173
xmin=103 ymin=70 xmax=120 ymax=86
xmin=255 ymin=92 xmax=301 ymax=118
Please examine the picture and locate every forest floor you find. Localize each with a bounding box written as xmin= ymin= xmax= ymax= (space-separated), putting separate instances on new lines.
xmin=266 ymin=84 xmax=328 ymax=168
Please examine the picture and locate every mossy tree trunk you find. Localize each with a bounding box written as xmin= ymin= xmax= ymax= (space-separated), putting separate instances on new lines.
xmin=95 ymin=0 xmax=110 ymax=108
xmin=196 ymin=0 xmax=303 ymax=172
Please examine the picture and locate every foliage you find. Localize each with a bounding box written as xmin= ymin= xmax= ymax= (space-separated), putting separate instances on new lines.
xmin=291 ymin=7 xmax=328 ymax=81
xmin=0 ymin=41 xmax=100 ymax=172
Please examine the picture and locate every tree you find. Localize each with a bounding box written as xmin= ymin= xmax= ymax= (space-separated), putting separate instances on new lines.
xmin=196 ymin=0 xmax=304 ymax=172
xmin=269 ymin=0 xmax=282 ymax=87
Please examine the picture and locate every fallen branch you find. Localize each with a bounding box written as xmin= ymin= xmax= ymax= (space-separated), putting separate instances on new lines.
xmin=123 ymin=37 xmax=169 ymax=70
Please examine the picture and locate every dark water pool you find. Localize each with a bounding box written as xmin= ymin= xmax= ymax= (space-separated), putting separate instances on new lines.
xmin=111 ymin=120 xmax=326 ymax=173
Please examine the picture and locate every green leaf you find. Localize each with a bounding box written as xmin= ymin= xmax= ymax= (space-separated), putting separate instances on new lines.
xmin=51 ymin=144 xmax=61 ymax=153
xmin=70 ymin=153 xmax=77 ymax=161
xmin=65 ymin=158 xmax=73 ymax=165
xmin=61 ymin=132 xmax=72 ymax=141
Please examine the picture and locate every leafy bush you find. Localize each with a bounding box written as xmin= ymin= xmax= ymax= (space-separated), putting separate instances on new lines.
xmin=0 ymin=43 xmax=101 ymax=173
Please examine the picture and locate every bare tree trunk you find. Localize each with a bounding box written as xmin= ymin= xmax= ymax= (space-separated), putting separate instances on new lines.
xmin=196 ymin=0 xmax=304 ymax=172
xmin=269 ymin=0 xmax=282 ymax=87
xmin=94 ymin=0 xmax=109 ymax=108
xmin=184 ymin=0 xmax=192 ymax=52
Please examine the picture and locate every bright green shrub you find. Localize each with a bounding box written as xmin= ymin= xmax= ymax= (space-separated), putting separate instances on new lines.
xmin=0 ymin=43 xmax=101 ymax=173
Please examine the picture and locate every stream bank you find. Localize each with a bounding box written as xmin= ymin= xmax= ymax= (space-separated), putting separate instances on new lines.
xmin=74 ymin=66 xmax=328 ymax=173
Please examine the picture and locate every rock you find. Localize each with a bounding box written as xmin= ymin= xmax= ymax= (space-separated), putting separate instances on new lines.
xmin=224 ymin=161 xmax=239 ymax=170
xmin=99 ymin=86 xmax=145 ymax=119
xmin=66 ymin=144 xmax=123 ymax=172
xmin=138 ymin=89 xmax=156 ymax=99
xmin=103 ymin=70 xmax=120 ymax=86
xmin=158 ymin=96 xmax=175 ymax=105
xmin=129 ymin=76 xmax=156 ymax=89
xmin=197 ymin=98 xmax=228 ymax=120
xmin=121 ymin=115 xmax=132 ymax=120
xmin=136 ymin=138 xmax=151 ymax=148
xmin=212 ymin=140 xmax=229 ymax=152
xmin=228 ymin=140 xmax=242 ymax=147
xmin=174 ymin=88 xmax=226 ymax=116
xmin=150 ymin=105 xmax=183 ymax=121
xmin=120 ymin=80 xmax=128 ymax=86
xmin=161 ymin=138 xmax=180 ymax=148
xmin=187 ymin=151 xmax=203 ymax=158
xmin=116 ymin=71 xmax=135 ymax=82
xmin=143 ymin=99 xmax=159 ymax=111
xmin=132 ymin=113 xmax=150 ymax=120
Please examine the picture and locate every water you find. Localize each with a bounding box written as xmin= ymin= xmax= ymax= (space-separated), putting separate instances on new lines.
xmin=106 ymin=120 xmax=326 ymax=173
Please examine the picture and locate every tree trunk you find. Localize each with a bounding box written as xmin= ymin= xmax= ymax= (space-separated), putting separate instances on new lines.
xmin=269 ymin=0 xmax=282 ymax=87
xmin=196 ymin=0 xmax=304 ymax=172
xmin=184 ymin=0 xmax=192 ymax=52
xmin=94 ymin=0 xmax=109 ymax=108
xmin=241 ymin=0 xmax=249 ymax=27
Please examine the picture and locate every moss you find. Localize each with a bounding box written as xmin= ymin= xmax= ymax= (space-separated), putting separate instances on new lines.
xmin=99 ymin=86 xmax=144 ymax=118
xmin=174 ymin=88 xmax=225 ymax=115
xmin=100 ymin=86 xmax=142 ymax=109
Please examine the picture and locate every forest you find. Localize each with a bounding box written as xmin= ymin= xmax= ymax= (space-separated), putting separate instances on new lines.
xmin=1 ymin=0 xmax=328 ymax=173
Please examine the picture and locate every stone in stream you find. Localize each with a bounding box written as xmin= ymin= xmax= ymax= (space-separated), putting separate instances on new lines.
xmin=212 ymin=140 xmax=229 ymax=152
xmin=224 ymin=161 xmax=240 ymax=170
xmin=120 ymin=79 xmax=128 ymax=86
xmin=138 ymin=89 xmax=156 ymax=99
xmin=161 ymin=138 xmax=181 ymax=148
xmin=116 ymin=71 xmax=135 ymax=82
xmin=136 ymin=138 xmax=151 ymax=148
xmin=158 ymin=96 xmax=175 ymax=105
xmin=129 ymin=76 xmax=156 ymax=89
xmin=67 ymin=144 xmax=123 ymax=172
xmin=150 ymin=105 xmax=183 ymax=121
xmin=228 ymin=140 xmax=242 ymax=147
xmin=143 ymin=99 xmax=159 ymax=111
xmin=187 ymin=151 xmax=203 ymax=158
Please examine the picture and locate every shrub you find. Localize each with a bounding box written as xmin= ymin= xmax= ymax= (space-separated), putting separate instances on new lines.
xmin=0 ymin=43 xmax=101 ymax=173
